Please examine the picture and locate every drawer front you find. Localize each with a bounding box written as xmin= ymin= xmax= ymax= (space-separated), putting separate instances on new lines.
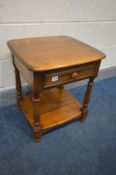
xmin=43 ymin=61 xmax=100 ymax=88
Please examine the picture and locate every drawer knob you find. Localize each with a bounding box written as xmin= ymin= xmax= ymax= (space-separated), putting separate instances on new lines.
xmin=72 ymin=72 xmax=79 ymax=79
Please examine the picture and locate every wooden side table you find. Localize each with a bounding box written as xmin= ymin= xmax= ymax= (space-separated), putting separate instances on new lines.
xmin=7 ymin=36 xmax=105 ymax=142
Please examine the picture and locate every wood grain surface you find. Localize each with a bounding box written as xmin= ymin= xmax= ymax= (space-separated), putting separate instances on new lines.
xmin=20 ymin=88 xmax=82 ymax=131
xmin=7 ymin=36 xmax=105 ymax=71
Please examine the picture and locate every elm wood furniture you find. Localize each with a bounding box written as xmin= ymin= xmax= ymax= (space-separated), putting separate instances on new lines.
xmin=7 ymin=36 xmax=105 ymax=142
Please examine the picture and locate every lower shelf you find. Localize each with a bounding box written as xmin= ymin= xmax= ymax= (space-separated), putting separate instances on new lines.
xmin=19 ymin=88 xmax=82 ymax=132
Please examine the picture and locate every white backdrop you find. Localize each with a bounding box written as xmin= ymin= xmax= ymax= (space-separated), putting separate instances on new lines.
xmin=0 ymin=0 xmax=116 ymax=89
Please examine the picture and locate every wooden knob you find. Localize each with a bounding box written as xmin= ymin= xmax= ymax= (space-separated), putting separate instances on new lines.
xmin=72 ymin=72 xmax=79 ymax=79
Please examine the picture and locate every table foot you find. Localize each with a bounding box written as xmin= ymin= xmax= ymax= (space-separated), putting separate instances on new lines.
xmin=33 ymin=127 xmax=41 ymax=142
xmin=80 ymin=108 xmax=88 ymax=122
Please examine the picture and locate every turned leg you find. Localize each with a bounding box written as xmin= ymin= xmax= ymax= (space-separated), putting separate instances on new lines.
xmin=32 ymin=73 xmax=42 ymax=142
xmin=12 ymin=56 xmax=22 ymax=108
xmin=80 ymin=77 xmax=95 ymax=122
xmin=32 ymin=94 xmax=41 ymax=142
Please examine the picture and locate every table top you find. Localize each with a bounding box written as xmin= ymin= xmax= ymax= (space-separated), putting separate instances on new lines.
xmin=7 ymin=36 xmax=105 ymax=71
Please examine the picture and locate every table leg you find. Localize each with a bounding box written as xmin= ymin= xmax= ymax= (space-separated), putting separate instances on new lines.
xmin=32 ymin=73 xmax=42 ymax=142
xmin=12 ymin=56 xmax=22 ymax=109
xmin=80 ymin=77 xmax=95 ymax=122
xmin=32 ymin=96 xmax=41 ymax=142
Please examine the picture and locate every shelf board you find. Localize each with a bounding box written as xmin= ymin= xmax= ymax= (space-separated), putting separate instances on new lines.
xmin=19 ymin=88 xmax=82 ymax=131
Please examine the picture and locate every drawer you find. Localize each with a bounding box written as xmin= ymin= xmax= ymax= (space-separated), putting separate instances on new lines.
xmin=43 ymin=61 xmax=100 ymax=88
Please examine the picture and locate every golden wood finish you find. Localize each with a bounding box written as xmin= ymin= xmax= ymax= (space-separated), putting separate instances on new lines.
xmin=20 ymin=88 xmax=82 ymax=131
xmin=7 ymin=36 xmax=105 ymax=71
xmin=43 ymin=61 xmax=100 ymax=88
xmin=7 ymin=36 xmax=106 ymax=142
xmin=14 ymin=56 xmax=33 ymax=86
